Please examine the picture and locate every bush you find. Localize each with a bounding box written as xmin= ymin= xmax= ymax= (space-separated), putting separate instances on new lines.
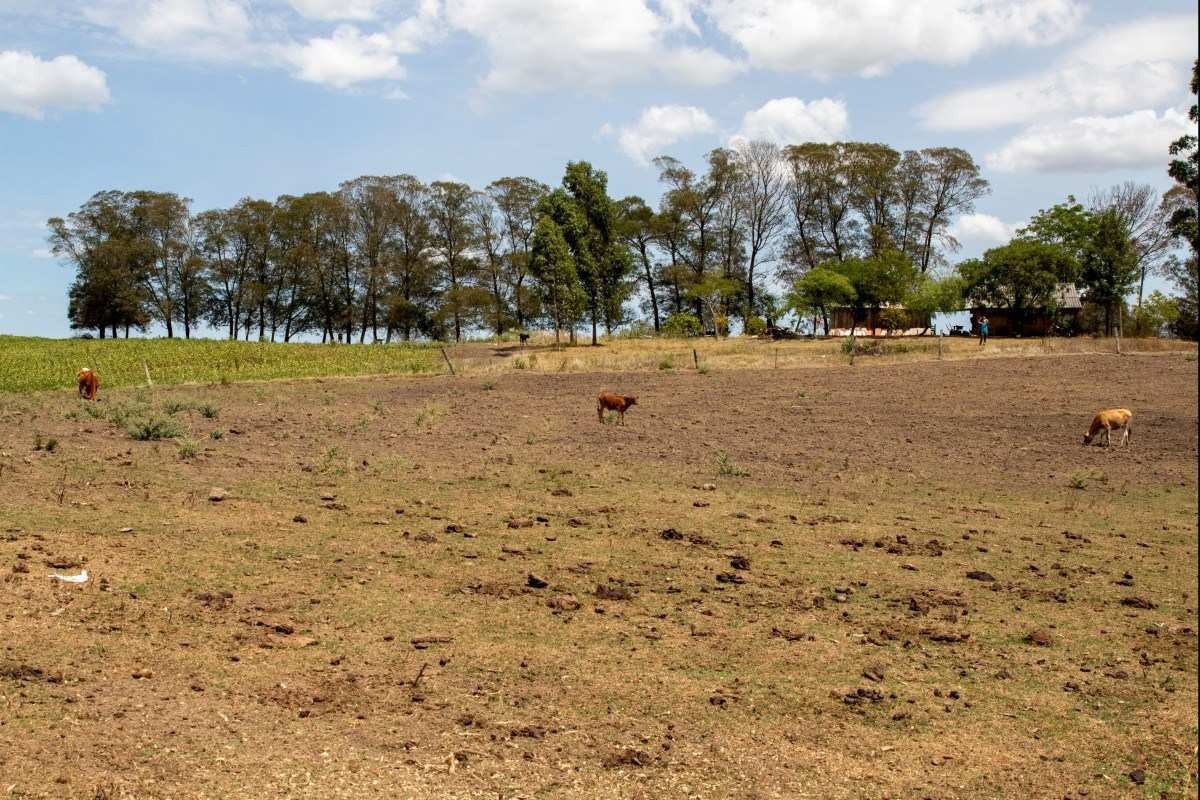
xmin=615 ymin=319 xmax=654 ymax=339
xmin=661 ymin=313 xmax=703 ymax=338
xmin=744 ymin=316 xmax=767 ymax=337
xmin=177 ymin=438 xmax=200 ymax=459
xmin=199 ymin=403 xmax=219 ymax=419
xmin=127 ymin=417 xmax=183 ymax=441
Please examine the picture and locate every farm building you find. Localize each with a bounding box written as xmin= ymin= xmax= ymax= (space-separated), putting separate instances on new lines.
xmin=828 ymin=305 xmax=930 ymax=336
xmin=969 ymin=283 xmax=1082 ymax=336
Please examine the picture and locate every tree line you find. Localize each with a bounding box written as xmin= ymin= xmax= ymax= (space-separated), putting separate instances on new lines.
xmin=49 ymin=140 xmax=998 ymax=343
xmin=49 ymin=61 xmax=1197 ymax=343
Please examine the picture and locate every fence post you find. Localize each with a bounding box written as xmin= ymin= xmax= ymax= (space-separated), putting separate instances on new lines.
xmin=937 ymin=333 xmax=943 ymax=361
xmin=848 ymin=333 xmax=856 ymax=366
xmin=1115 ymin=325 xmax=1122 ymax=355
xmin=693 ymin=348 xmax=699 ymax=369
xmin=440 ymin=346 xmax=456 ymax=376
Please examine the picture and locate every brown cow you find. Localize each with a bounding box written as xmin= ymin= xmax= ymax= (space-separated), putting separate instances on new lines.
xmin=598 ymin=392 xmax=637 ymax=425
xmin=77 ymin=368 xmax=99 ymax=401
xmin=1082 ymin=408 xmax=1132 ymax=447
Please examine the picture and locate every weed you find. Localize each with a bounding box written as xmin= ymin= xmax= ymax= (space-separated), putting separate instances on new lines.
xmin=45 ymin=437 xmax=58 ymax=453
xmin=658 ymin=355 xmax=675 ymax=371
xmin=1070 ymin=468 xmax=1108 ymax=489
xmin=199 ymin=403 xmax=219 ymax=419
xmin=127 ymin=417 xmax=183 ymax=441
xmin=163 ymin=400 xmax=193 ymax=415
xmin=481 ymin=379 xmax=497 ymax=390
xmin=716 ymin=450 xmax=749 ymax=477
xmin=33 ymin=433 xmax=43 ymax=451
xmin=210 ymin=429 xmax=224 ymax=441
xmin=177 ymin=438 xmax=200 ymax=459
xmin=415 ymin=401 xmax=447 ymax=428
xmin=83 ymin=403 xmax=106 ymax=419
xmin=513 ymin=357 xmax=528 ymax=370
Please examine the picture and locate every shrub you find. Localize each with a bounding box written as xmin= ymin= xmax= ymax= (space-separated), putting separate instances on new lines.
xmin=163 ymin=400 xmax=193 ymax=415
xmin=199 ymin=403 xmax=219 ymax=419
xmin=481 ymin=379 xmax=497 ymax=390
xmin=127 ymin=417 xmax=183 ymax=441
xmin=658 ymin=354 xmax=675 ymax=371
xmin=744 ymin=316 xmax=767 ymax=337
xmin=715 ymin=450 xmax=749 ymax=477
xmin=210 ymin=429 xmax=224 ymax=440
xmin=616 ymin=320 xmax=654 ymax=339
xmin=177 ymin=438 xmax=200 ymax=459
xmin=661 ymin=313 xmax=703 ymax=338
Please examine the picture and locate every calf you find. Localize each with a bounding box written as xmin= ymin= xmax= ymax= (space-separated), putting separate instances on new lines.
xmin=598 ymin=392 xmax=637 ymax=425
xmin=77 ymin=368 xmax=100 ymax=401
xmin=1082 ymin=408 xmax=1132 ymax=447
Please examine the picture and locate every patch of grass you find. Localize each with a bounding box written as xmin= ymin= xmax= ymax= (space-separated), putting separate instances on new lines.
xmin=658 ymin=354 xmax=675 ymax=371
xmin=415 ymin=400 xmax=448 ymax=428
xmin=697 ymin=362 xmax=711 ymax=375
xmin=199 ymin=403 xmax=219 ymax=419
xmin=481 ymin=379 xmax=497 ymax=390
xmin=1070 ymin=468 xmax=1108 ymax=489
xmin=715 ymin=449 xmax=749 ymax=477
xmin=127 ymin=416 xmax=183 ymax=441
xmin=177 ymin=438 xmax=200 ymax=459
xmin=210 ymin=429 xmax=224 ymax=441
xmin=513 ymin=357 xmax=528 ymax=370
xmin=163 ymin=400 xmax=193 ymax=415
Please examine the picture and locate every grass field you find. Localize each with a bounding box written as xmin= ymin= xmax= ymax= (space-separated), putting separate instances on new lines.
xmin=0 ymin=340 xmax=1196 ymax=799
xmin=2 ymin=332 xmax=1194 ymax=394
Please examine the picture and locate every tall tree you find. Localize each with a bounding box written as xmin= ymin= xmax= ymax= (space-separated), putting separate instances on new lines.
xmin=1165 ymin=59 xmax=1199 ymax=339
xmin=616 ymin=196 xmax=663 ymax=332
xmin=131 ymin=191 xmax=192 ymax=338
xmin=471 ymin=190 xmax=510 ymax=336
xmin=427 ymin=181 xmax=480 ymax=342
xmin=488 ymin=177 xmax=548 ymax=331
xmin=911 ymin=147 xmax=989 ymax=272
xmin=789 ymin=266 xmax=855 ymax=336
xmin=1088 ymin=182 xmax=1173 ymax=306
xmin=384 ymin=176 xmax=435 ymax=341
xmin=530 ymin=215 xmax=583 ymax=343
xmin=339 ymin=176 xmax=402 ymax=343
xmin=1081 ymin=209 xmax=1138 ymax=336
xmin=734 ymin=139 xmax=788 ymax=322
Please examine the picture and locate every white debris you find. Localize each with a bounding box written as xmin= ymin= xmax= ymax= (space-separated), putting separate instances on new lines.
xmin=48 ymin=570 xmax=88 ymax=583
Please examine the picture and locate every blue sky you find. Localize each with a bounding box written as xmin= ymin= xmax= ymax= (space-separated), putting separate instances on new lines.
xmin=1 ymin=0 xmax=1196 ymax=337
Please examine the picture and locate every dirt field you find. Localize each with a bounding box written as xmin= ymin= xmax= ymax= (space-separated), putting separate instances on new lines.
xmin=1 ymin=351 xmax=1196 ymax=799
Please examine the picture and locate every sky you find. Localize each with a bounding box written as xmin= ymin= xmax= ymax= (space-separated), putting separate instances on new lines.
xmin=0 ymin=0 xmax=1196 ymax=338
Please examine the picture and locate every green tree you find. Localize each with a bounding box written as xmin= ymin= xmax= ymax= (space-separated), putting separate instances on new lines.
xmin=905 ymin=275 xmax=966 ymax=334
xmin=1017 ymin=196 xmax=1094 ymax=272
xmin=530 ymin=216 xmax=583 ymax=343
xmin=488 ymin=176 xmax=549 ymax=332
xmin=958 ymin=240 xmax=1076 ymax=336
xmin=616 ymin=195 xmax=664 ymax=332
xmin=789 ymin=267 xmax=855 ymax=336
xmin=832 ymin=250 xmax=919 ymax=334
xmin=1081 ymin=210 xmax=1138 ymax=335
xmin=427 ymin=181 xmax=482 ymax=342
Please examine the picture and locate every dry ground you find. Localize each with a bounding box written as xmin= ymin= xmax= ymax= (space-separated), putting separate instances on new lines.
xmin=0 ymin=350 xmax=1197 ymax=799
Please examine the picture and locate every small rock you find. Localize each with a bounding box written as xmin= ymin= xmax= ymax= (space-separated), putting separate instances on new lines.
xmin=445 ymin=523 xmax=465 ymax=533
xmin=1025 ymin=629 xmax=1054 ymax=646
xmin=862 ymin=665 xmax=886 ymax=682
xmin=660 ymin=528 xmax=684 ymax=541
xmin=700 ymin=483 xmax=716 ymax=491
xmin=550 ymin=488 xmax=573 ymax=497
xmin=507 ymin=517 xmax=534 ymax=529
xmin=548 ymin=594 xmax=581 ymax=611
xmin=595 ymin=584 xmax=633 ymax=600
xmin=729 ymin=556 xmax=750 ymax=571
xmin=208 ymin=487 xmax=228 ymax=502
xmin=292 ymin=514 xmax=308 ymax=523
xmin=1120 ymin=596 xmax=1156 ymax=609
xmin=966 ymin=570 xmax=995 ymax=582
xmin=693 ymin=500 xmax=710 ymax=508
xmin=832 ymin=593 xmax=849 ymax=603
xmin=131 ymin=668 xmax=153 ymax=679
xmin=1128 ymin=769 xmax=1145 ymax=785
xmin=716 ymin=572 xmax=746 ymax=585
xmin=526 ymin=574 xmax=549 ymax=589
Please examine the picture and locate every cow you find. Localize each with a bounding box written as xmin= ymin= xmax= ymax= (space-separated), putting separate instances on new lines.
xmin=77 ymin=368 xmax=100 ymax=401
xmin=1082 ymin=408 xmax=1132 ymax=447
xmin=598 ymin=393 xmax=637 ymax=425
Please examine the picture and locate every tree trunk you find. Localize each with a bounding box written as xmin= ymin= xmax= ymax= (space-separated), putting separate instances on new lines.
xmin=99 ymin=327 xmax=106 ymax=339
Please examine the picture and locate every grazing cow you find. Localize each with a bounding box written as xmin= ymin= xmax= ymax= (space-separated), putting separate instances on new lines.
xmin=598 ymin=392 xmax=637 ymax=425
xmin=77 ymin=368 xmax=99 ymax=401
xmin=1082 ymin=408 xmax=1132 ymax=447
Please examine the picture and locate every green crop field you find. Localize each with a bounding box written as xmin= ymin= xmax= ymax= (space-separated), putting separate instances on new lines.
xmin=0 ymin=335 xmax=439 ymax=393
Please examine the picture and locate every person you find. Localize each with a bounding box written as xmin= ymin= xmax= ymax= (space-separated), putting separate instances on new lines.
xmin=978 ymin=316 xmax=989 ymax=346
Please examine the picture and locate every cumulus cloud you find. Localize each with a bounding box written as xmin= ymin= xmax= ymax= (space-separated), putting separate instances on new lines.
xmin=443 ymin=0 xmax=741 ymax=92
xmin=608 ymin=104 xmax=716 ymax=164
xmin=0 ymin=51 xmax=110 ymax=119
xmin=985 ymin=108 xmax=1194 ymax=173
xmin=83 ymin=0 xmax=256 ymax=62
xmin=919 ymin=14 xmax=1198 ymax=131
xmin=729 ymin=97 xmax=847 ymax=147
xmin=948 ymin=213 xmax=1022 ymax=246
xmin=288 ymin=0 xmax=381 ymax=21
xmin=278 ymin=25 xmax=406 ymax=88
xmin=704 ymin=0 xmax=1082 ymax=77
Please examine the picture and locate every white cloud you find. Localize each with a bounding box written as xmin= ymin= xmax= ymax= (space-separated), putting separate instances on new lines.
xmin=83 ymin=0 xmax=256 ymax=62
xmin=948 ymin=213 xmax=1022 ymax=246
xmin=278 ymin=25 xmax=405 ymax=88
xmin=442 ymin=0 xmax=741 ymax=92
xmin=289 ymin=0 xmax=381 ymax=21
xmin=0 ymin=51 xmax=110 ymax=119
xmin=609 ymin=104 xmax=716 ymax=164
xmin=0 ymin=294 xmax=12 ymax=302
xmin=920 ymin=14 xmax=1198 ymax=131
xmin=704 ymin=0 xmax=1083 ymax=77
xmin=729 ymin=97 xmax=847 ymax=147
xmin=31 ymin=248 xmax=54 ymax=258
xmin=985 ymin=108 xmax=1193 ymax=173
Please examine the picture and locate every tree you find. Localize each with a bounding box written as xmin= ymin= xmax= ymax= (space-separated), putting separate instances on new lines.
xmin=1081 ymin=209 xmax=1138 ymax=335
xmin=1165 ymin=59 xmax=1199 ymax=339
xmin=488 ymin=177 xmax=549 ymax=332
xmin=1018 ymin=196 xmax=1094 ymax=270
xmin=530 ymin=215 xmax=582 ymax=343
xmin=384 ymin=175 xmax=435 ymax=341
xmin=471 ymin=190 xmax=510 ymax=336
xmin=427 ymin=181 xmax=481 ymax=342
xmin=958 ymin=240 xmax=1076 ymax=336
xmin=131 ymin=191 xmax=193 ymax=338
xmin=911 ymin=147 xmax=989 ymax=272
xmin=905 ymin=275 xmax=966 ymax=334
xmin=616 ymin=195 xmax=663 ymax=332
xmin=789 ymin=267 xmax=855 ymax=336
xmin=1089 ymin=183 xmax=1173 ymax=306
xmin=831 ymin=250 xmax=919 ymax=334
xmin=734 ymin=140 xmax=787 ymax=324
xmin=49 ymin=190 xmax=150 ymax=338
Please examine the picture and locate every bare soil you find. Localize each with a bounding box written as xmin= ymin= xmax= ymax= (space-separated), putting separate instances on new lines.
xmin=1 ymin=351 xmax=1196 ymax=799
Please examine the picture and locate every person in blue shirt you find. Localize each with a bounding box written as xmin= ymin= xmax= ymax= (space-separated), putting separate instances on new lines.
xmin=978 ymin=316 xmax=989 ymax=346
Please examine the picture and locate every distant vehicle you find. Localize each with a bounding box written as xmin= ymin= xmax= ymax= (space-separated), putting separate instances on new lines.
xmin=948 ymin=325 xmax=972 ymax=337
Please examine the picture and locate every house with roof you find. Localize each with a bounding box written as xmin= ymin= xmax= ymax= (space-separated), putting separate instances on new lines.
xmin=968 ymin=283 xmax=1082 ymax=336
